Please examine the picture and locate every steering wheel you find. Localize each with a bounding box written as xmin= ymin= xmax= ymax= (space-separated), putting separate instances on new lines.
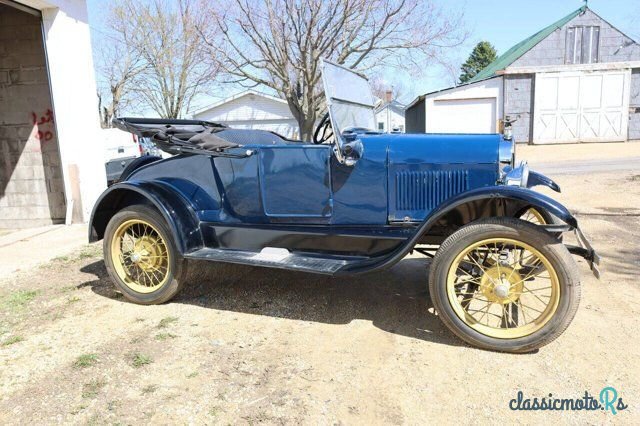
xmin=313 ymin=112 xmax=334 ymax=144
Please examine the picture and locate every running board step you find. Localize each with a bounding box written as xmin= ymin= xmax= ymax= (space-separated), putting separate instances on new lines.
xmin=184 ymin=247 xmax=364 ymax=275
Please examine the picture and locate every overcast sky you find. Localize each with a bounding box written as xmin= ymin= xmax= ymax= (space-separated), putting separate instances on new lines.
xmin=86 ymin=0 xmax=640 ymax=112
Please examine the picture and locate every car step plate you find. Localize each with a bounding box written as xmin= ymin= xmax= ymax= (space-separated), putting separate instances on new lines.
xmin=185 ymin=248 xmax=361 ymax=275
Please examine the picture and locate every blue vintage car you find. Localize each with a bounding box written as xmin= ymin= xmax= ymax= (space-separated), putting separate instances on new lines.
xmin=90 ymin=60 xmax=599 ymax=352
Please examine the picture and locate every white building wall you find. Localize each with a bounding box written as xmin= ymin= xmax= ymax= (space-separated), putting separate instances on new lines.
xmin=20 ymin=0 xmax=105 ymax=223
xmin=194 ymin=92 xmax=300 ymax=138
xmin=39 ymin=0 xmax=105 ymax=222
xmin=424 ymin=77 xmax=504 ymax=134
xmin=375 ymin=106 xmax=405 ymax=132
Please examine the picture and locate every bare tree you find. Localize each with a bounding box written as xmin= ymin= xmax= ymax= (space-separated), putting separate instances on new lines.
xmin=199 ymin=0 xmax=465 ymax=140
xmin=96 ymin=22 xmax=146 ymax=128
xmin=99 ymin=0 xmax=218 ymax=119
xmin=369 ymin=76 xmax=407 ymax=104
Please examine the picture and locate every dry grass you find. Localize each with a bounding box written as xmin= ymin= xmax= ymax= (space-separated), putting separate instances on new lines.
xmin=73 ymin=354 xmax=98 ymax=368
xmin=130 ymin=353 xmax=153 ymax=368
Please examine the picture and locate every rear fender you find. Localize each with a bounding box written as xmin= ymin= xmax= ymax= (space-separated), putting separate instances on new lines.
xmin=88 ymin=181 xmax=202 ymax=254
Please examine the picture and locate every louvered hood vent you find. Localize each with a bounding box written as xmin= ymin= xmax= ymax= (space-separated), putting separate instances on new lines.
xmin=395 ymin=170 xmax=469 ymax=214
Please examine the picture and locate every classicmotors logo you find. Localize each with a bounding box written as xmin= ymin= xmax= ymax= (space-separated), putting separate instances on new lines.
xmin=509 ymin=387 xmax=628 ymax=414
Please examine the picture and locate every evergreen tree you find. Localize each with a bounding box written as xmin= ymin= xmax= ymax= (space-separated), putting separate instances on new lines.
xmin=459 ymin=41 xmax=497 ymax=84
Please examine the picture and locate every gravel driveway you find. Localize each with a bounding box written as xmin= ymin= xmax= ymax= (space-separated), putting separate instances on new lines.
xmin=0 ymin=169 xmax=638 ymax=424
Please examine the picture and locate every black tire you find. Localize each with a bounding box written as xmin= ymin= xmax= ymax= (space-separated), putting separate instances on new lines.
xmin=103 ymin=204 xmax=185 ymax=305
xmin=428 ymin=217 xmax=580 ymax=353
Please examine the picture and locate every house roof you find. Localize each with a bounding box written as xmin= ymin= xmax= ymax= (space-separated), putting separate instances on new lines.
xmin=375 ymin=99 xmax=406 ymax=114
xmin=468 ymin=5 xmax=587 ymax=83
xmin=405 ymin=75 xmax=500 ymax=109
xmin=191 ymin=90 xmax=288 ymax=117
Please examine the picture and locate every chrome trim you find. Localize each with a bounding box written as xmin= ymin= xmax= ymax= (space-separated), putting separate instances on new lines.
xmin=498 ymin=137 xmax=515 ymax=180
xmin=504 ymin=162 xmax=530 ymax=187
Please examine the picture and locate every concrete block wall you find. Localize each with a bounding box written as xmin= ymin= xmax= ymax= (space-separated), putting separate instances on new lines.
xmin=0 ymin=5 xmax=65 ymax=228
xmin=504 ymin=75 xmax=534 ymax=143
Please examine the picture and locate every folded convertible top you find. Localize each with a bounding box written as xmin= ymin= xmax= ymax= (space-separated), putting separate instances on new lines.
xmin=113 ymin=117 xmax=242 ymax=155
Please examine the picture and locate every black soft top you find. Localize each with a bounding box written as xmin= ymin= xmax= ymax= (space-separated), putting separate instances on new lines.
xmin=113 ymin=117 xmax=292 ymax=156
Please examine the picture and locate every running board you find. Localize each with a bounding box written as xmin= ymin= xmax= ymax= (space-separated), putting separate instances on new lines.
xmin=184 ymin=247 xmax=365 ymax=275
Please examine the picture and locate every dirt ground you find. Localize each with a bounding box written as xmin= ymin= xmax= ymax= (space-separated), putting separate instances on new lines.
xmin=1 ymin=170 xmax=639 ymax=424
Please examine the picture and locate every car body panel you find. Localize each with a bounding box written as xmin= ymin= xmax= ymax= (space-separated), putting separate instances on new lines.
xmin=105 ymin=156 xmax=137 ymax=185
xmin=89 ymin=130 xmax=598 ymax=276
xmin=259 ymin=146 xmax=332 ymax=220
xmin=383 ymin=133 xmax=500 ymax=222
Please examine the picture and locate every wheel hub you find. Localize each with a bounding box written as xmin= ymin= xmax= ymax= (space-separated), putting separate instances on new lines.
xmin=479 ymin=265 xmax=523 ymax=304
xmin=132 ymin=236 xmax=164 ymax=272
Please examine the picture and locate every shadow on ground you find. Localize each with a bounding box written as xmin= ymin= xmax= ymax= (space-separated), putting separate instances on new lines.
xmin=79 ymin=257 xmax=462 ymax=348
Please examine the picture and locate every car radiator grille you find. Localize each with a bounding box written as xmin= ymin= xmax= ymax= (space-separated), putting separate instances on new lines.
xmin=395 ymin=170 xmax=469 ymax=212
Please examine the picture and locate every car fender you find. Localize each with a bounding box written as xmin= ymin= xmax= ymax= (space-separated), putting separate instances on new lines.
xmin=339 ymin=186 xmax=577 ymax=275
xmin=424 ymin=185 xmax=577 ymax=229
xmin=88 ymin=181 xmax=202 ymax=254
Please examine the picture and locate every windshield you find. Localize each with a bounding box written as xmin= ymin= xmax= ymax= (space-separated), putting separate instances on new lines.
xmin=321 ymin=59 xmax=376 ymax=135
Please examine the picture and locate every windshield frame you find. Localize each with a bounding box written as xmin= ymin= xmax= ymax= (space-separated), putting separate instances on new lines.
xmin=320 ymin=59 xmax=377 ymax=145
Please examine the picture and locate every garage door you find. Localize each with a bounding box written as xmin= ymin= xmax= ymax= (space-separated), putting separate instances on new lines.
xmin=533 ymin=71 xmax=630 ymax=144
xmin=430 ymin=98 xmax=497 ymax=133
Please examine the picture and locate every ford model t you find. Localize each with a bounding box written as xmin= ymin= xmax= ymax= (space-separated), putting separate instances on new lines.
xmin=90 ymin=60 xmax=599 ymax=352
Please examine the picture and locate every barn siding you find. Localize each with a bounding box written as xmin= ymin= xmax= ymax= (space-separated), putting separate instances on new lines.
xmin=507 ymin=9 xmax=640 ymax=143
xmin=503 ymin=75 xmax=534 ymax=144
xmin=512 ymin=9 xmax=640 ymax=67
xmin=405 ymin=99 xmax=425 ymax=133
xmin=630 ymin=68 xmax=640 ymax=141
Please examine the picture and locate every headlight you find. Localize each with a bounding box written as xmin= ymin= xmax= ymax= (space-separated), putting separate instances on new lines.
xmin=498 ymin=137 xmax=515 ymax=178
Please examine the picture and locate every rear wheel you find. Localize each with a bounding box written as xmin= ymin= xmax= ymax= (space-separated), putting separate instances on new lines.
xmin=104 ymin=204 xmax=185 ymax=304
xmin=428 ymin=217 xmax=580 ymax=353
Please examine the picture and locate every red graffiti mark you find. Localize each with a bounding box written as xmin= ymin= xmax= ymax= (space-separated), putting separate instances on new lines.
xmin=31 ymin=109 xmax=55 ymax=145
xmin=34 ymin=130 xmax=53 ymax=141
xmin=31 ymin=109 xmax=54 ymax=126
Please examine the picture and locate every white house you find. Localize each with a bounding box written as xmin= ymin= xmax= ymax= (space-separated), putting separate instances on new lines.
xmin=406 ymin=6 xmax=640 ymax=144
xmin=192 ymin=90 xmax=300 ymax=139
xmin=0 ymin=0 xmax=105 ymax=229
xmin=375 ymin=97 xmax=406 ymax=133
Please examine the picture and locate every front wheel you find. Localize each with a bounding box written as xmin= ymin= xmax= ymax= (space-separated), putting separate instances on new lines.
xmin=428 ymin=217 xmax=580 ymax=353
xmin=103 ymin=204 xmax=185 ymax=305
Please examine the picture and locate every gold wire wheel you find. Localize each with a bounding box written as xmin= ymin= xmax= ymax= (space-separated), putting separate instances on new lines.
xmin=520 ymin=208 xmax=546 ymax=225
xmin=110 ymin=219 xmax=171 ymax=294
xmin=446 ymin=238 xmax=560 ymax=339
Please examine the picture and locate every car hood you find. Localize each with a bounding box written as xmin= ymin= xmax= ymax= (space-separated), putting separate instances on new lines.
xmin=359 ymin=133 xmax=501 ymax=164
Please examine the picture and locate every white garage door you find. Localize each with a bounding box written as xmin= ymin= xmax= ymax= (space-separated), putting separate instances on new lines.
xmin=430 ymin=98 xmax=497 ymax=133
xmin=533 ymin=71 xmax=630 ymax=144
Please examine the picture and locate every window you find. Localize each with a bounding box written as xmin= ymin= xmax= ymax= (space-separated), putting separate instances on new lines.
xmin=565 ymin=26 xmax=600 ymax=64
xmin=378 ymin=122 xmax=385 ymax=131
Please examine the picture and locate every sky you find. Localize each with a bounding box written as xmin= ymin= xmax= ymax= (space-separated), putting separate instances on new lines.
xmin=86 ymin=0 xmax=640 ymax=113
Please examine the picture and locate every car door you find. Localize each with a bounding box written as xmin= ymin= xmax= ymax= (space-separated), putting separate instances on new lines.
xmin=258 ymin=144 xmax=333 ymax=223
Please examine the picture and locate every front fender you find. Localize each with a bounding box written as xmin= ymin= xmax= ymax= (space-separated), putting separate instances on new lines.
xmin=339 ymin=186 xmax=577 ymax=275
xmin=88 ymin=181 xmax=202 ymax=254
xmin=427 ymin=185 xmax=577 ymax=229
